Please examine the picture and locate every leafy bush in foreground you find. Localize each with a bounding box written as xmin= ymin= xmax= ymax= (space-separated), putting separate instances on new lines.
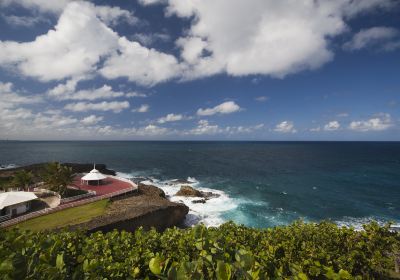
xmin=0 ymin=221 xmax=399 ymax=279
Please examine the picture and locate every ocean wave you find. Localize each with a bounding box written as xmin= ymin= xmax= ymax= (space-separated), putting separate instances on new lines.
xmin=117 ymin=172 xmax=238 ymax=227
xmin=334 ymin=216 xmax=398 ymax=231
xmin=0 ymin=163 xmax=17 ymax=170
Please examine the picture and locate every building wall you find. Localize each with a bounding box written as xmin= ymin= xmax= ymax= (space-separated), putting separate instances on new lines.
xmin=8 ymin=202 xmax=30 ymax=216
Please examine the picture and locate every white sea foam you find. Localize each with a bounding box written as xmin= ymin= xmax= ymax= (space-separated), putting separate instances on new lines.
xmin=117 ymin=172 xmax=238 ymax=227
xmin=0 ymin=163 xmax=17 ymax=170
xmin=334 ymin=216 xmax=397 ymax=231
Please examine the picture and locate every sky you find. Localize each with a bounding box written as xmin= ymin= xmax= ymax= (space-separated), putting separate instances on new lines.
xmin=0 ymin=0 xmax=399 ymax=141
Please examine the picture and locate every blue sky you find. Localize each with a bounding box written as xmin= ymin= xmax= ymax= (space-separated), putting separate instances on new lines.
xmin=0 ymin=0 xmax=399 ymax=140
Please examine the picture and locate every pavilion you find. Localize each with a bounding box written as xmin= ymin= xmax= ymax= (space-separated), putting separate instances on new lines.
xmin=81 ymin=165 xmax=107 ymax=186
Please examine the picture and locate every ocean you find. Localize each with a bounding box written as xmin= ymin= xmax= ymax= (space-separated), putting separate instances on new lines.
xmin=0 ymin=141 xmax=399 ymax=228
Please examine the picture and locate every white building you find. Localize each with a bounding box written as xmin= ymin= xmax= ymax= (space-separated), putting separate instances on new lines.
xmin=0 ymin=191 xmax=38 ymax=220
xmin=81 ymin=166 xmax=107 ymax=185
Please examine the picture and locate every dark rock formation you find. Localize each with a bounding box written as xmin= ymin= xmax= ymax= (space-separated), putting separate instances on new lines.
xmin=192 ymin=199 xmax=207 ymax=204
xmin=175 ymin=185 xmax=220 ymax=200
xmin=176 ymin=185 xmax=203 ymax=197
xmin=70 ymin=184 xmax=189 ymax=233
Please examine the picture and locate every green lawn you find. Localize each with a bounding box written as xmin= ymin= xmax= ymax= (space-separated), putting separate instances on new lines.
xmin=13 ymin=199 xmax=109 ymax=231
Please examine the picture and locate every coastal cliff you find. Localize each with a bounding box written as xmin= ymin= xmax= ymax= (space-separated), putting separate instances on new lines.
xmin=71 ymin=184 xmax=189 ymax=233
xmin=1 ymin=163 xmax=189 ymax=232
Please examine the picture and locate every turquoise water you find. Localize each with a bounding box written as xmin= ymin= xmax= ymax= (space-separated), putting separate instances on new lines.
xmin=0 ymin=141 xmax=399 ymax=228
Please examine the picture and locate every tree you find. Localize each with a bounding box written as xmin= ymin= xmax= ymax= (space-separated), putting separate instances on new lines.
xmin=9 ymin=170 xmax=33 ymax=191
xmin=41 ymin=162 xmax=74 ymax=196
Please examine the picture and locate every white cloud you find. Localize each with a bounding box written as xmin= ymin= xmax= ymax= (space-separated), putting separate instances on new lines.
xmin=138 ymin=124 xmax=168 ymax=136
xmin=132 ymin=104 xmax=149 ymax=113
xmin=254 ymin=96 xmax=269 ymax=102
xmin=131 ymin=32 xmax=171 ymax=46
xmin=225 ymin=124 xmax=264 ymax=134
xmin=0 ymin=82 xmax=42 ymax=110
xmin=81 ymin=115 xmax=103 ymax=125
xmin=0 ymin=2 xmax=119 ymax=81
xmin=99 ymin=37 xmax=182 ymax=86
xmin=189 ymin=120 xmax=220 ymax=135
xmin=349 ymin=113 xmax=393 ymax=132
xmin=94 ymin=6 xmax=138 ymax=26
xmin=157 ymin=113 xmax=184 ymax=124
xmin=343 ymin=26 xmax=399 ymax=51
xmin=274 ymin=121 xmax=296 ymax=133
xmin=167 ymin=0 xmax=396 ymax=80
xmin=138 ymin=0 xmax=167 ymax=6
xmin=125 ymin=92 xmax=147 ymax=98
xmin=197 ymin=101 xmax=241 ymax=116
xmin=65 ymin=101 xmax=130 ymax=113
xmin=310 ymin=127 xmax=321 ymax=132
xmin=49 ymin=84 xmax=125 ymax=101
xmin=48 ymin=79 xmax=146 ymax=100
xmin=0 ymin=2 xmax=177 ymax=86
xmin=324 ymin=121 xmax=340 ymax=131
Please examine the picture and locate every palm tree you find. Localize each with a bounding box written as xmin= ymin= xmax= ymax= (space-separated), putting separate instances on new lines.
xmin=41 ymin=162 xmax=74 ymax=196
xmin=9 ymin=170 xmax=33 ymax=191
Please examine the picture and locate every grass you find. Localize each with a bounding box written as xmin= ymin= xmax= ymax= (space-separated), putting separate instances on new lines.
xmin=13 ymin=199 xmax=110 ymax=232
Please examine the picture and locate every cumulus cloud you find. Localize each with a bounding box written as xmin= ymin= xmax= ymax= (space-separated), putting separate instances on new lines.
xmin=157 ymin=113 xmax=184 ymax=124
xmin=197 ymin=101 xmax=241 ymax=116
xmin=99 ymin=37 xmax=182 ymax=86
xmin=274 ymin=121 xmax=296 ymax=133
xmin=0 ymin=82 xmax=42 ymax=110
xmin=349 ymin=113 xmax=393 ymax=131
xmin=49 ymin=84 xmax=125 ymax=101
xmin=343 ymin=26 xmax=399 ymax=51
xmin=0 ymin=2 xmax=119 ymax=81
xmin=167 ymin=0 xmax=396 ymax=80
xmin=324 ymin=121 xmax=340 ymax=131
xmin=132 ymin=104 xmax=149 ymax=113
xmin=0 ymin=1 xmax=178 ymax=86
xmin=188 ymin=120 xmax=220 ymax=135
xmin=65 ymin=101 xmax=130 ymax=113
xmin=81 ymin=115 xmax=103 ymax=125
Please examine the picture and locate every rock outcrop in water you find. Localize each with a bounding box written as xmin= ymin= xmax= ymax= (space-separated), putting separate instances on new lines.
xmin=70 ymin=184 xmax=189 ymax=233
xmin=176 ymin=185 xmax=203 ymax=197
xmin=175 ymin=185 xmax=220 ymax=200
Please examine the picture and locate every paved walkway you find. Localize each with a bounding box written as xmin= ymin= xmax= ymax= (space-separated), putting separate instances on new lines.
xmin=72 ymin=175 xmax=133 ymax=196
xmin=0 ymin=176 xmax=137 ymax=228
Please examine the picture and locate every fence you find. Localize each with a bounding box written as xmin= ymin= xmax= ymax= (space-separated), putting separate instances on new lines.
xmin=60 ymin=190 xmax=96 ymax=204
xmin=0 ymin=180 xmax=137 ymax=228
xmin=0 ymin=214 xmax=11 ymax=223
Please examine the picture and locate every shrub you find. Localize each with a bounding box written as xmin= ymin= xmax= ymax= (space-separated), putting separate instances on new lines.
xmin=0 ymin=221 xmax=398 ymax=279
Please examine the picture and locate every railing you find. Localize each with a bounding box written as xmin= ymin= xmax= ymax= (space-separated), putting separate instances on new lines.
xmin=0 ymin=214 xmax=11 ymax=223
xmin=0 ymin=183 xmax=137 ymax=228
xmin=60 ymin=190 xmax=96 ymax=204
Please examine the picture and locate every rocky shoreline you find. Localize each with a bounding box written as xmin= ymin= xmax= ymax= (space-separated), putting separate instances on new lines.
xmin=1 ymin=163 xmax=190 ymax=232
xmin=71 ymin=184 xmax=189 ymax=233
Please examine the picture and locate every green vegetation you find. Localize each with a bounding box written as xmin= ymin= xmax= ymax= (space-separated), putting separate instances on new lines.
xmin=63 ymin=188 xmax=88 ymax=198
xmin=0 ymin=177 xmax=12 ymax=190
xmin=1 ymin=221 xmax=399 ymax=279
xmin=12 ymin=200 xmax=109 ymax=232
xmin=8 ymin=170 xmax=33 ymax=191
xmin=41 ymin=162 xmax=74 ymax=196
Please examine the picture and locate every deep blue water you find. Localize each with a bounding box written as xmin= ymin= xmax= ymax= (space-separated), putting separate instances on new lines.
xmin=0 ymin=141 xmax=399 ymax=228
